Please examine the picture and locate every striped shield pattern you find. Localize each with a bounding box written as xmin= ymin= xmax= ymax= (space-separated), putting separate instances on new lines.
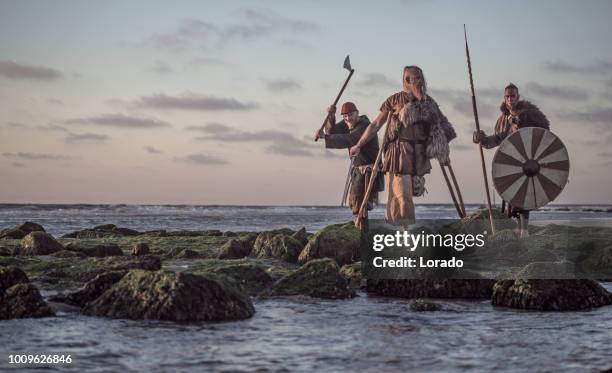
xmin=492 ymin=128 xmax=570 ymax=210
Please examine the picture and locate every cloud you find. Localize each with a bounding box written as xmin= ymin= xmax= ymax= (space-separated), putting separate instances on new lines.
xmin=0 ymin=60 xmax=62 ymax=81
xmin=144 ymin=145 xmax=163 ymax=154
xmin=59 ymin=113 xmax=171 ymax=128
xmin=5 ymin=122 xmax=28 ymax=128
xmin=174 ymin=153 xmax=227 ymax=165
xmin=11 ymin=162 xmax=25 ymax=168
xmin=524 ymin=82 xmax=590 ymax=101
xmin=598 ymin=152 xmax=612 ymax=158
xmin=38 ymin=123 xmax=69 ymax=132
xmin=192 ymin=123 xmax=330 ymax=157
xmin=150 ymin=60 xmax=173 ymax=74
xmin=428 ymin=87 xmax=497 ymax=120
xmin=263 ymin=78 xmax=301 ymax=92
xmin=147 ymin=19 xmax=218 ymax=51
xmin=134 ymin=93 xmax=257 ymax=111
xmin=65 ymin=133 xmax=109 ymax=144
xmin=565 ymin=107 xmax=612 ymax=124
xmin=361 ymin=73 xmax=396 ymax=88
xmin=47 ymin=98 xmax=64 ymax=105
xmin=185 ymin=123 xmax=230 ymax=133
xmin=189 ymin=56 xmax=225 ymax=66
xmin=542 ymin=59 xmax=612 ymax=75
xmin=3 ymin=152 xmax=75 ymax=161
xmin=145 ymin=10 xmax=319 ymax=52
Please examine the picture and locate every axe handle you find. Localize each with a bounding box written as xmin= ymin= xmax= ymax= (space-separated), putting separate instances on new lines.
xmin=315 ymin=69 xmax=355 ymax=141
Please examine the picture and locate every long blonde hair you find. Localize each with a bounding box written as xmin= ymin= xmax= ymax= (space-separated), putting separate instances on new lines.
xmin=404 ymin=65 xmax=427 ymax=97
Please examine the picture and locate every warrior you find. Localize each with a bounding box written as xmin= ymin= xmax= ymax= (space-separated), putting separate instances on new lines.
xmin=316 ymin=101 xmax=384 ymax=225
xmin=473 ymin=83 xmax=550 ymax=235
xmin=350 ymin=66 xmax=453 ymax=226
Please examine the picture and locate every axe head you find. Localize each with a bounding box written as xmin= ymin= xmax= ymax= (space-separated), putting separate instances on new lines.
xmin=343 ymin=55 xmax=352 ymax=71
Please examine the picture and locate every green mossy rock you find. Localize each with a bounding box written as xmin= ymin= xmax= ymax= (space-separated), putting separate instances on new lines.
xmin=410 ymin=299 xmax=442 ymax=312
xmin=19 ymin=232 xmax=64 ymax=255
xmin=0 ymin=267 xmax=54 ymax=319
xmin=83 ymin=270 xmax=255 ymax=321
xmin=298 ymin=222 xmax=360 ymax=266
xmin=492 ymin=279 xmax=612 ymax=311
xmin=49 ymin=271 xmax=127 ymax=307
xmin=269 ymin=258 xmax=355 ymax=299
xmin=218 ymin=238 xmax=253 ymax=259
xmin=251 ymin=233 xmax=303 ymax=263
xmin=339 ymin=262 xmax=362 ymax=288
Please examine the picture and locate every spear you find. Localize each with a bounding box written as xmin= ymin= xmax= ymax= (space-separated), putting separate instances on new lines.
xmin=464 ymin=25 xmax=495 ymax=234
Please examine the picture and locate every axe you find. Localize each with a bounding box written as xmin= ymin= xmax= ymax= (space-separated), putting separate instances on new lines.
xmin=314 ymin=55 xmax=355 ymax=141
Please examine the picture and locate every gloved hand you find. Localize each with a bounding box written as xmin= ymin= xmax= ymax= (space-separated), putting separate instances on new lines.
xmin=473 ymin=130 xmax=486 ymax=144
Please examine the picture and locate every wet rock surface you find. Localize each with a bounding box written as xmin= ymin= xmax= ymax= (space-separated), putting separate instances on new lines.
xmin=1 ymin=266 xmax=54 ymax=319
xmin=251 ymin=232 xmax=303 ymax=263
xmin=132 ymin=243 xmax=150 ymax=256
xmin=410 ymin=299 xmax=442 ymax=312
xmin=49 ymin=271 xmax=127 ymax=307
xmin=18 ymin=232 xmax=64 ymax=255
xmin=492 ymin=279 xmax=612 ymax=311
xmin=83 ymin=270 xmax=255 ymax=321
xmin=269 ymin=258 xmax=355 ymax=299
xmin=298 ymin=222 xmax=360 ymax=266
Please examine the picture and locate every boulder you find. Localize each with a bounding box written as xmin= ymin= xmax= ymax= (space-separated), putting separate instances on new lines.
xmin=251 ymin=233 xmax=303 ymax=263
xmin=0 ymin=267 xmax=54 ymax=319
xmin=132 ymin=243 xmax=150 ymax=256
xmin=339 ymin=262 xmax=362 ymax=288
xmin=51 ymin=250 xmax=87 ymax=259
xmin=83 ymin=270 xmax=255 ymax=321
xmin=298 ymin=222 xmax=360 ymax=266
xmin=17 ymin=221 xmax=45 ymax=234
xmin=0 ymin=246 xmax=12 ymax=256
xmin=410 ymin=299 xmax=442 ymax=312
xmin=222 ymin=231 xmax=238 ymax=237
xmin=0 ymin=266 xmax=30 ymax=292
xmin=492 ymin=279 xmax=612 ymax=311
xmin=269 ymin=258 xmax=355 ymax=299
xmin=0 ymin=228 xmax=26 ymax=239
xmin=1 ymin=283 xmax=55 ymax=319
xmin=0 ymin=222 xmax=45 ymax=240
xmin=175 ymin=249 xmax=200 ymax=259
xmin=66 ymin=243 xmax=124 ymax=258
xmin=291 ymin=227 xmax=309 ymax=246
xmin=208 ymin=263 xmax=274 ymax=296
xmin=19 ymin=232 xmax=64 ymax=255
xmin=366 ymin=279 xmax=496 ymax=299
xmin=49 ymin=271 xmax=127 ymax=307
xmin=218 ymin=238 xmax=252 ymax=259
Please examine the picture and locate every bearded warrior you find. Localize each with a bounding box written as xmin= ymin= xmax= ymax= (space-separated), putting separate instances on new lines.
xmin=473 ymin=83 xmax=550 ymax=235
xmin=350 ymin=66 xmax=455 ymax=226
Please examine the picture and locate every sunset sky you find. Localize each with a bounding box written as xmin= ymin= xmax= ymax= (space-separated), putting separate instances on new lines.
xmin=1 ymin=0 xmax=611 ymax=205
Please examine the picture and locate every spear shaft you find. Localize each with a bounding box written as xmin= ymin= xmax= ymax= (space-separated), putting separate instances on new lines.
xmin=464 ymin=25 xmax=496 ymax=234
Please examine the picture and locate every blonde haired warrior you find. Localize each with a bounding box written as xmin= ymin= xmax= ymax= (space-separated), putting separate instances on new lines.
xmin=350 ymin=66 xmax=454 ymax=226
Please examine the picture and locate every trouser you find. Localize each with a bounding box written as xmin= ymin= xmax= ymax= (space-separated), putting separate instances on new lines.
xmin=385 ymin=174 xmax=416 ymax=226
xmin=349 ymin=167 xmax=377 ymax=216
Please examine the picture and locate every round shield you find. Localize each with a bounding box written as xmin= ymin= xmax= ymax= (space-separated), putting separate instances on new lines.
xmin=492 ymin=127 xmax=569 ymax=210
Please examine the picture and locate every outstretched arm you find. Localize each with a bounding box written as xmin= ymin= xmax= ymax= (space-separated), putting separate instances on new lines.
xmin=349 ymin=110 xmax=389 ymax=156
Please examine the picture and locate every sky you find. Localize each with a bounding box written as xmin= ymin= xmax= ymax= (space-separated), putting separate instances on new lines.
xmin=1 ymin=0 xmax=611 ymax=205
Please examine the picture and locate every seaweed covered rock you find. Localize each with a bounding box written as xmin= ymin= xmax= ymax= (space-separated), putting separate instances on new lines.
xmin=269 ymin=258 xmax=355 ymax=299
xmin=0 ymin=222 xmax=45 ymax=240
xmin=492 ymin=279 xmax=612 ymax=311
xmin=0 ymin=266 xmax=30 ymax=292
xmin=291 ymin=227 xmax=309 ymax=246
xmin=80 ymin=255 xmax=162 ymax=282
xmin=298 ymin=222 xmax=360 ymax=266
xmin=49 ymin=271 xmax=127 ymax=307
xmin=175 ymin=248 xmax=201 ymax=259
xmin=83 ymin=270 xmax=255 ymax=321
xmin=0 ymin=246 xmax=12 ymax=257
xmin=207 ymin=263 xmax=274 ymax=296
xmin=340 ymin=262 xmax=362 ymax=288
xmin=65 ymin=243 xmax=123 ymax=258
xmin=251 ymin=233 xmax=303 ymax=263
xmin=218 ymin=238 xmax=252 ymax=259
xmin=1 ymin=266 xmax=54 ymax=319
xmin=62 ymin=224 xmax=140 ymax=239
xmin=132 ymin=243 xmax=150 ymax=256
xmin=18 ymin=232 xmax=64 ymax=255
xmin=366 ymin=279 xmax=495 ymax=299
xmin=445 ymin=208 xmax=515 ymax=235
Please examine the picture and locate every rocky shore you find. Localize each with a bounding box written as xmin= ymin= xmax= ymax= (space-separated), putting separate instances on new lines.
xmin=2 ymin=209 xmax=612 ymax=322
